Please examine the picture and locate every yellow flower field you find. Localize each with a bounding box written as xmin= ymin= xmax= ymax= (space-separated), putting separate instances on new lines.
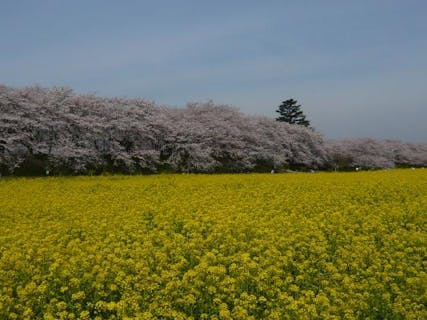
xmin=0 ymin=170 xmax=426 ymax=319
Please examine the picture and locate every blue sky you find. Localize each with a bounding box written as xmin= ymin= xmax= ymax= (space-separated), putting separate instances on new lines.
xmin=1 ymin=0 xmax=426 ymax=141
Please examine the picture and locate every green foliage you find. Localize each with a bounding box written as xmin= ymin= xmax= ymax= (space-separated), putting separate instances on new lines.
xmin=276 ymin=99 xmax=310 ymax=127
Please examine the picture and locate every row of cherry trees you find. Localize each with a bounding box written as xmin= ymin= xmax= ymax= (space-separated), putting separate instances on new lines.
xmin=328 ymin=138 xmax=427 ymax=170
xmin=1 ymin=85 xmax=426 ymax=175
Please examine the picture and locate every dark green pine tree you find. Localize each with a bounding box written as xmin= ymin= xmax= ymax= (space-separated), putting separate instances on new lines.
xmin=275 ymin=99 xmax=310 ymax=127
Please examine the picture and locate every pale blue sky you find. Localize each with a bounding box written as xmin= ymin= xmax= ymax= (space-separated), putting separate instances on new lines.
xmin=1 ymin=1 xmax=426 ymax=141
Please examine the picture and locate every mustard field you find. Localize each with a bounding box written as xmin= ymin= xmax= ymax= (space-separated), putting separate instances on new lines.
xmin=0 ymin=170 xmax=426 ymax=319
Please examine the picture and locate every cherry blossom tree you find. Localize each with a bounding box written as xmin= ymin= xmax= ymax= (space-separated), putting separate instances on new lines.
xmin=1 ymin=85 xmax=426 ymax=175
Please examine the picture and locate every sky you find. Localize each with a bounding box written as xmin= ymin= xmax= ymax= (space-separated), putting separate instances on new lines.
xmin=1 ymin=0 xmax=426 ymax=142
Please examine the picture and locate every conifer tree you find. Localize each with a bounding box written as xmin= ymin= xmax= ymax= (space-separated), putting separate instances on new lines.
xmin=275 ymin=99 xmax=310 ymax=127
